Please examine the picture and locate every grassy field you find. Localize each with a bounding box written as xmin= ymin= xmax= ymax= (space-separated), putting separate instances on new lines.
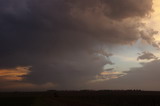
xmin=1 ymin=90 xmax=160 ymax=106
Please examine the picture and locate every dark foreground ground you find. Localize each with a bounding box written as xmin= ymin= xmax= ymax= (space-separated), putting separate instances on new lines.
xmin=1 ymin=90 xmax=160 ymax=106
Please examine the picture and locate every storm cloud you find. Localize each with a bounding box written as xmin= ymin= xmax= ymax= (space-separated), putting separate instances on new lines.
xmin=0 ymin=0 xmax=158 ymax=90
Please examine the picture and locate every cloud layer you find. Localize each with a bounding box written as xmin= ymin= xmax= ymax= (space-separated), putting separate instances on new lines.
xmin=0 ymin=0 xmax=158 ymax=90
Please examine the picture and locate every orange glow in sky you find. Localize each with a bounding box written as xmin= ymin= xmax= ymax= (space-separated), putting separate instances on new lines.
xmin=0 ymin=66 xmax=30 ymax=81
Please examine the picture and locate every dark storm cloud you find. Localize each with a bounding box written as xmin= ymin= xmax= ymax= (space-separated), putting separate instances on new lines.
xmin=68 ymin=0 xmax=153 ymax=19
xmin=0 ymin=0 xmax=156 ymax=90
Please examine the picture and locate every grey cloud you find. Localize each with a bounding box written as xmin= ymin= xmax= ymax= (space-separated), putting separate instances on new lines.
xmin=105 ymin=68 xmax=114 ymax=71
xmin=67 ymin=0 xmax=156 ymax=45
xmin=137 ymin=51 xmax=158 ymax=61
xmin=68 ymin=0 xmax=153 ymax=19
xmin=140 ymin=29 xmax=159 ymax=48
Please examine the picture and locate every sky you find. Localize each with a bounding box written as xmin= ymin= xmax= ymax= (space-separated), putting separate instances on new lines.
xmin=0 ymin=0 xmax=160 ymax=91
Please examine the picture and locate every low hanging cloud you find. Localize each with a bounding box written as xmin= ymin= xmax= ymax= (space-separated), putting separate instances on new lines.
xmin=90 ymin=71 xmax=126 ymax=83
xmin=0 ymin=82 xmax=56 ymax=91
xmin=137 ymin=51 xmax=158 ymax=61
xmin=0 ymin=0 xmax=158 ymax=90
xmin=0 ymin=66 xmax=56 ymax=91
xmin=90 ymin=60 xmax=160 ymax=91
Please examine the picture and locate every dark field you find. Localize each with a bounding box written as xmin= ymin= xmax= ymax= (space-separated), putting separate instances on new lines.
xmin=1 ymin=90 xmax=160 ymax=106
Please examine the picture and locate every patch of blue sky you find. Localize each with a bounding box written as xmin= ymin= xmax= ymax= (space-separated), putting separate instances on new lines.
xmin=104 ymin=40 xmax=158 ymax=72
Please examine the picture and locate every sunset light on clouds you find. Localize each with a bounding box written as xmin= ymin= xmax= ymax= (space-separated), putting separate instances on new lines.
xmin=0 ymin=66 xmax=30 ymax=81
xmin=0 ymin=0 xmax=160 ymax=91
